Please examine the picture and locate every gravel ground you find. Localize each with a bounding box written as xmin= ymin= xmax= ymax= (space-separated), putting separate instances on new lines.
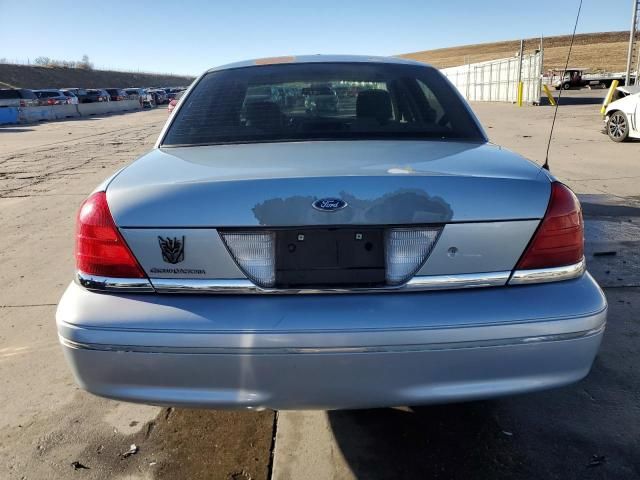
xmin=0 ymin=109 xmax=275 ymax=480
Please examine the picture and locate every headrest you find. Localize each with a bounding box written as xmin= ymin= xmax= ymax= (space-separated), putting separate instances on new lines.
xmin=245 ymin=100 xmax=282 ymax=128
xmin=356 ymin=90 xmax=392 ymax=123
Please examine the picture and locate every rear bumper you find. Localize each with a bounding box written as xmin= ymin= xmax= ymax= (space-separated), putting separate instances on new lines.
xmin=56 ymin=274 xmax=607 ymax=410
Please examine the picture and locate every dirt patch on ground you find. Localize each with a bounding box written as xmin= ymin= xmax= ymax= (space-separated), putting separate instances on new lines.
xmin=0 ymin=110 xmax=276 ymax=480
xmin=72 ymin=408 xmax=276 ymax=480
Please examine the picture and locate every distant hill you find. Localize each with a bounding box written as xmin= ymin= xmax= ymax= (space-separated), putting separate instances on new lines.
xmin=400 ymin=31 xmax=631 ymax=72
xmin=0 ymin=64 xmax=195 ymax=89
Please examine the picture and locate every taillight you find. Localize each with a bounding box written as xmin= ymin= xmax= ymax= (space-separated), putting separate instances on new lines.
xmin=47 ymin=98 xmax=55 ymax=105
xmin=385 ymin=227 xmax=441 ymax=285
xmin=220 ymin=232 xmax=276 ymax=287
xmin=75 ymin=192 xmax=145 ymax=278
xmin=515 ymin=182 xmax=583 ymax=270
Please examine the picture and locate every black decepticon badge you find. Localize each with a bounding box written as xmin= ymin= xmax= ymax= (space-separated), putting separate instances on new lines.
xmin=158 ymin=236 xmax=185 ymax=264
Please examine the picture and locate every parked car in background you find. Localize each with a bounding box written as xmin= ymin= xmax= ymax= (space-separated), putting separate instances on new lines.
xmin=166 ymin=88 xmax=186 ymax=100
xmin=62 ymin=88 xmax=89 ymax=103
xmin=34 ymin=89 xmax=70 ymax=106
xmin=167 ymin=90 xmax=185 ymax=114
xmin=125 ymin=88 xmax=154 ymax=108
xmin=57 ymin=56 xmax=606 ymax=410
xmin=85 ymin=89 xmax=110 ymax=102
xmin=61 ymin=90 xmax=79 ymax=105
xmin=603 ymin=85 xmax=640 ymax=142
xmin=105 ymin=88 xmax=129 ymax=101
xmin=0 ymin=88 xmax=39 ymax=108
xmin=302 ymin=84 xmax=339 ymax=113
xmin=149 ymin=89 xmax=168 ymax=105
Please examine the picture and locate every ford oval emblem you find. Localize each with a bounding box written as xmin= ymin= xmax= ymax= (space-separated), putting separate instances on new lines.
xmin=312 ymin=198 xmax=348 ymax=212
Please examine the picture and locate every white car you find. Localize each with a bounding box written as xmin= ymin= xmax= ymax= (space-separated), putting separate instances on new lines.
xmin=604 ymin=85 xmax=640 ymax=142
xmin=61 ymin=90 xmax=79 ymax=105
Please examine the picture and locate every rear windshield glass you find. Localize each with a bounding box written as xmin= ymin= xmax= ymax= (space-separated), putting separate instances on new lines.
xmin=0 ymin=89 xmax=20 ymax=99
xmin=162 ymin=62 xmax=485 ymax=146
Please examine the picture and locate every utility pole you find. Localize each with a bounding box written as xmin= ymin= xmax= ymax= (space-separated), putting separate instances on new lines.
xmin=625 ymin=0 xmax=639 ymax=85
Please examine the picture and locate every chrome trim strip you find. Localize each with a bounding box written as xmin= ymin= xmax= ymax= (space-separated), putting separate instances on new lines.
xmin=508 ymin=258 xmax=586 ymax=286
xmin=76 ymin=271 xmax=155 ymax=293
xmin=149 ymin=271 xmax=510 ymax=294
xmin=76 ymin=261 xmax=584 ymax=295
xmin=59 ymin=324 xmax=605 ymax=355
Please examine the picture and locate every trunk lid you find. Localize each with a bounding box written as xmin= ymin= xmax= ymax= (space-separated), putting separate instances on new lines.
xmin=109 ymin=141 xmax=549 ymax=286
xmin=107 ymin=141 xmax=550 ymax=227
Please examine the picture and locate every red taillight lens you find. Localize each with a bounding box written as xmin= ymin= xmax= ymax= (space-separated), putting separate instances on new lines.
xmin=75 ymin=192 xmax=145 ymax=278
xmin=516 ymin=182 xmax=584 ymax=270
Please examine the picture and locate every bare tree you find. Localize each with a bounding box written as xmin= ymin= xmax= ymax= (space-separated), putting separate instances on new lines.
xmin=34 ymin=56 xmax=51 ymax=66
xmin=78 ymin=54 xmax=94 ymax=70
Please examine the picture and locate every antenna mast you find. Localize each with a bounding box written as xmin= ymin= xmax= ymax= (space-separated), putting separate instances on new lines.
xmin=543 ymin=0 xmax=583 ymax=171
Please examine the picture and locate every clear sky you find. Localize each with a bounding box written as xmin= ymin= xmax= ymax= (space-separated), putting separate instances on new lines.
xmin=0 ymin=0 xmax=634 ymax=76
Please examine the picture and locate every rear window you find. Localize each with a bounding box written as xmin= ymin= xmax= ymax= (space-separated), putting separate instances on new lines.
xmin=162 ymin=62 xmax=484 ymax=146
xmin=0 ymin=89 xmax=20 ymax=99
xmin=20 ymin=90 xmax=37 ymax=99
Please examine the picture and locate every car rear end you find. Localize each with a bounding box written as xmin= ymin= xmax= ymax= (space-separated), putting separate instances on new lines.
xmin=67 ymin=88 xmax=89 ymax=103
xmin=85 ymin=89 xmax=105 ymax=102
xmin=34 ymin=90 xmax=69 ymax=105
xmin=124 ymin=88 xmax=140 ymax=99
xmin=0 ymin=88 xmax=23 ymax=108
xmin=61 ymin=90 xmax=79 ymax=105
xmin=0 ymin=88 xmax=39 ymax=108
xmin=106 ymin=89 xmax=123 ymax=101
xmin=57 ymin=57 xmax=606 ymax=410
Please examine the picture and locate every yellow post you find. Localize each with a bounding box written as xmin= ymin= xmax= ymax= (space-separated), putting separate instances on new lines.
xmin=542 ymin=84 xmax=556 ymax=106
xmin=517 ymin=81 xmax=524 ymax=107
xmin=601 ymin=80 xmax=620 ymax=116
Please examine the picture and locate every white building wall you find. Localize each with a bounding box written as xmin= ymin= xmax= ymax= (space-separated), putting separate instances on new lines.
xmin=440 ymin=53 xmax=542 ymax=104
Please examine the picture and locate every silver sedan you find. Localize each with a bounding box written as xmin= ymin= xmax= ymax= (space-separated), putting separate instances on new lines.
xmin=57 ymin=55 xmax=606 ymax=410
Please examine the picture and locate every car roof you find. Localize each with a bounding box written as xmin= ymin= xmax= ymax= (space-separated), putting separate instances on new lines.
xmin=207 ymin=54 xmax=427 ymax=73
xmin=617 ymin=85 xmax=640 ymax=95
